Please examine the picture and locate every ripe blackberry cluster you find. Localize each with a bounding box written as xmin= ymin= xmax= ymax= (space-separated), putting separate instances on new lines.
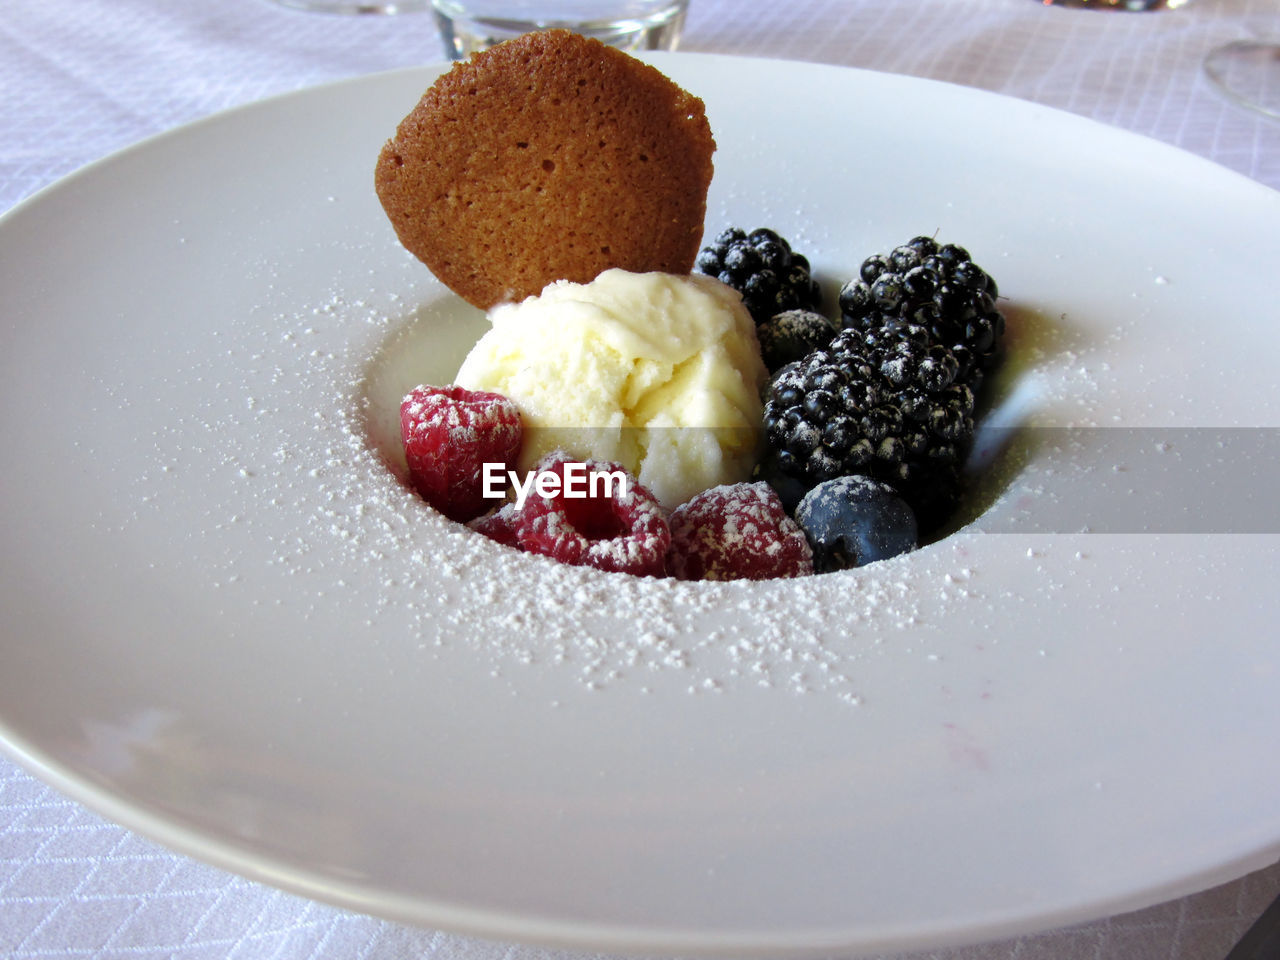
xmin=694 ymin=227 xmax=822 ymax=324
xmin=838 ymin=235 xmax=1004 ymax=391
xmin=762 ymin=323 xmax=976 ymax=530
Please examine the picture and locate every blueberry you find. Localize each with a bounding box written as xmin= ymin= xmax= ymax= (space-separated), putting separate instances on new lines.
xmin=795 ymin=475 xmax=918 ymax=572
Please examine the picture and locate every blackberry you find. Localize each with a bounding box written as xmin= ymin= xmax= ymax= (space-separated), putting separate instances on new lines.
xmin=761 ymin=325 xmax=976 ymax=530
xmin=750 ymin=450 xmax=811 ymax=515
xmin=695 ymin=227 xmax=822 ymax=324
xmin=837 ymin=235 xmax=1005 ymax=391
xmin=756 ymin=309 xmax=837 ymax=373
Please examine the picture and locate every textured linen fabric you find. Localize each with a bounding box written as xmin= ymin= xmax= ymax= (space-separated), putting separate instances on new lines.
xmin=3 ymin=0 xmax=1280 ymax=957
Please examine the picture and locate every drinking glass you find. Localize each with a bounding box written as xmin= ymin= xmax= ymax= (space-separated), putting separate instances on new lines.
xmin=268 ymin=0 xmax=429 ymax=12
xmin=430 ymin=0 xmax=689 ymax=60
xmin=1203 ymin=40 xmax=1280 ymax=121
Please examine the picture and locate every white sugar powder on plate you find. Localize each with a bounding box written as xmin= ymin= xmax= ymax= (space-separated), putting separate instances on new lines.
xmin=115 ymin=260 xmax=1065 ymax=705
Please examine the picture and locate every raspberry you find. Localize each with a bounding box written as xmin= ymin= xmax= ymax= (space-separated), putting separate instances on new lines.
xmin=666 ymin=482 xmax=814 ymax=581
xmin=513 ymin=453 xmax=670 ymax=577
xmin=466 ymin=502 xmax=520 ymax=548
xmin=400 ymin=385 xmax=522 ymax=523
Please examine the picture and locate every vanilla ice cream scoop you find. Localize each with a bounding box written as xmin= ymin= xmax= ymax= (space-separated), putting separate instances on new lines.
xmin=454 ymin=269 xmax=768 ymax=509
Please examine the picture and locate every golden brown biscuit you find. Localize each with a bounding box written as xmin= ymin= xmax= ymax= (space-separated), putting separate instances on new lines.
xmin=375 ymin=29 xmax=715 ymax=310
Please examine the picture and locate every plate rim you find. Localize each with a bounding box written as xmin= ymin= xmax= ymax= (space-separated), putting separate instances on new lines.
xmin=3 ymin=53 xmax=1280 ymax=958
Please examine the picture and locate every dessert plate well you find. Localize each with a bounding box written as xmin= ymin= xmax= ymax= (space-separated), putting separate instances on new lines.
xmin=1 ymin=53 xmax=1279 ymax=958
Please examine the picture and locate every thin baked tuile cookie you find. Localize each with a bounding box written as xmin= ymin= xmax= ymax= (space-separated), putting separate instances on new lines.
xmin=375 ymin=29 xmax=715 ymax=310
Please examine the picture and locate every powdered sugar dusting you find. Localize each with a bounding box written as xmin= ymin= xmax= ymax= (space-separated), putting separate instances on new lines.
xmin=104 ymin=258 xmax=1032 ymax=709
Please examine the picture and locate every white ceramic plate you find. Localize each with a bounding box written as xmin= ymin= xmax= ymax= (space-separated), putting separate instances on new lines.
xmin=2 ymin=54 xmax=1279 ymax=958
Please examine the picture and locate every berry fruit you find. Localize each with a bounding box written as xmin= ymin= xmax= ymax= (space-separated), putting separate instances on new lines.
xmin=756 ymin=308 xmax=837 ymax=373
xmin=750 ymin=450 xmax=811 ymax=515
xmin=666 ymin=482 xmax=814 ymax=581
xmin=795 ymin=475 xmax=918 ymax=572
xmin=400 ymin=385 xmax=522 ymax=523
xmin=466 ymin=502 xmax=520 ymax=548
xmin=695 ymin=227 xmax=822 ymax=324
xmin=837 ymin=235 xmax=1005 ymax=391
xmin=762 ymin=323 xmax=975 ymax=530
xmin=513 ymin=452 xmax=670 ymax=577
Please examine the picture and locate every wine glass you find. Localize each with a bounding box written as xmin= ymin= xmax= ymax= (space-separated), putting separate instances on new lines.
xmin=1203 ymin=39 xmax=1280 ymax=121
xmin=1039 ymin=0 xmax=1191 ymax=10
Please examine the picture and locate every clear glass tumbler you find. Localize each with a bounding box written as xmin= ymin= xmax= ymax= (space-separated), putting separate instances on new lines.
xmin=430 ymin=0 xmax=689 ymax=59
xmin=269 ymin=0 xmax=429 ymax=12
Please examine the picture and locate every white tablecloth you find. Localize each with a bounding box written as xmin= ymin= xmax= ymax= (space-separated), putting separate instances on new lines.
xmin=2 ymin=1 xmax=1279 ymax=957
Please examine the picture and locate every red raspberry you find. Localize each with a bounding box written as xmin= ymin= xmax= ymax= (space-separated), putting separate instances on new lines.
xmin=466 ymin=502 xmax=520 ymax=548
xmin=400 ymin=385 xmax=522 ymax=523
xmin=666 ymin=482 xmax=814 ymax=581
xmin=513 ymin=453 xmax=670 ymax=577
